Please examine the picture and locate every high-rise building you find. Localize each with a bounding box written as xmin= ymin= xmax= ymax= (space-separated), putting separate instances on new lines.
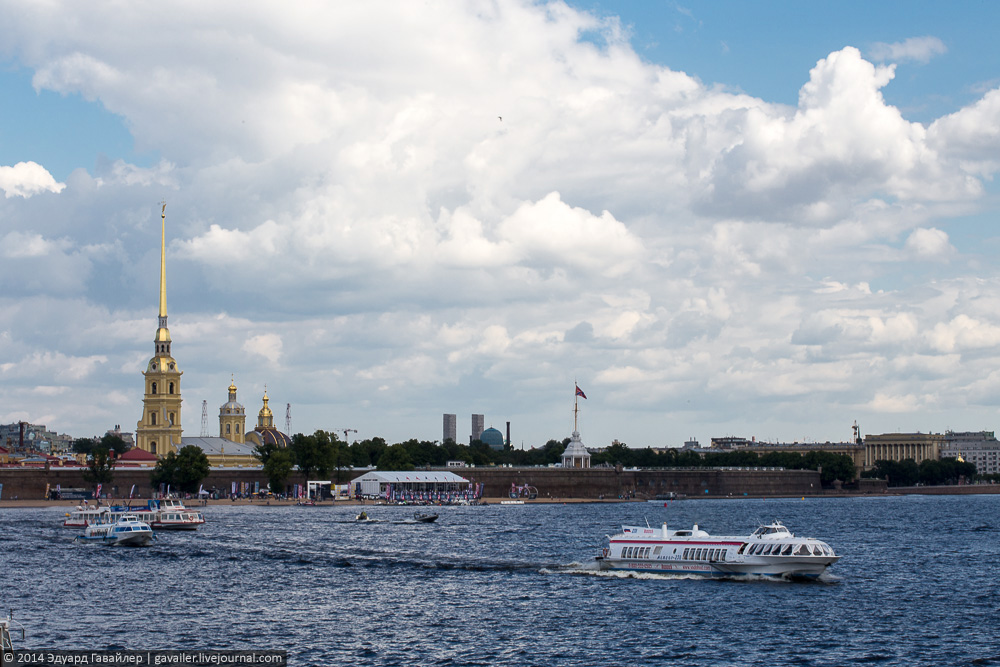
xmin=443 ymin=414 xmax=457 ymax=443
xmin=471 ymin=414 xmax=484 ymax=444
xmin=135 ymin=204 xmax=183 ymax=457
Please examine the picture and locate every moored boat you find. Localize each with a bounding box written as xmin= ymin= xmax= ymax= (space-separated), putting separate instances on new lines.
xmin=63 ymin=499 xmax=205 ymax=531
xmin=413 ymin=512 xmax=438 ymax=523
xmin=63 ymin=504 xmax=112 ymax=528
xmin=76 ymin=514 xmax=155 ymax=547
xmin=597 ymin=520 xmax=839 ymax=579
xmin=146 ymin=499 xmax=206 ymax=530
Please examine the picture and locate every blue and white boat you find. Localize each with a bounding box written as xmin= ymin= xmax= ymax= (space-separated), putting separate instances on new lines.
xmin=596 ymin=520 xmax=839 ymax=578
xmin=76 ymin=513 xmax=155 ymax=547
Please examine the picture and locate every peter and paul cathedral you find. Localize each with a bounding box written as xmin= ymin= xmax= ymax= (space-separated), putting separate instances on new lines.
xmin=130 ymin=203 xmax=289 ymax=466
xmin=135 ymin=204 xmax=184 ymax=456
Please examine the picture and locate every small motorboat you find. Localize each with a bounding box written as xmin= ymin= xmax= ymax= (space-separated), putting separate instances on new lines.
xmin=355 ymin=511 xmax=375 ymax=522
xmin=76 ymin=513 xmax=154 ymax=547
xmin=413 ymin=512 xmax=438 ymax=523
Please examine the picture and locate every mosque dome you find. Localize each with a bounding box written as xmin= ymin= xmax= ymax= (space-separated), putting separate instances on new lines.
xmin=480 ymin=427 xmax=505 ymax=450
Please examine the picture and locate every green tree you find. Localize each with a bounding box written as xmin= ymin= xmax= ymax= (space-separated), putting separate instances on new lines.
xmin=151 ymin=445 xmax=211 ymax=494
xmin=802 ymin=451 xmax=857 ymax=485
xmin=73 ymin=437 xmax=97 ymax=456
xmin=376 ymin=443 xmax=414 ymax=471
xmin=263 ymin=448 xmax=294 ymax=494
xmin=331 ymin=441 xmax=352 ymax=484
xmin=82 ymin=446 xmax=116 ymax=490
xmin=290 ymin=431 xmax=336 ymax=480
xmin=99 ymin=433 xmax=130 ymax=454
xmin=253 ymin=441 xmax=279 ymax=466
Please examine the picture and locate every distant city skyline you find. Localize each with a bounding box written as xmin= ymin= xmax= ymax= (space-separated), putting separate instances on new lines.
xmin=2 ymin=2 xmax=1000 ymax=449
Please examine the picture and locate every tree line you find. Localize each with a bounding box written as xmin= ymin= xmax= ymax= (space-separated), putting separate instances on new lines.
xmin=69 ymin=430 xmax=985 ymax=497
xmin=861 ymin=457 xmax=976 ymax=487
xmin=250 ymin=431 xmax=861 ymax=492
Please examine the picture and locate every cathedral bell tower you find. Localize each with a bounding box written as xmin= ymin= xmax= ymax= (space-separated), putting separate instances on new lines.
xmin=219 ymin=377 xmax=246 ymax=444
xmin=135 ymin=204 xmax=184 ymax=456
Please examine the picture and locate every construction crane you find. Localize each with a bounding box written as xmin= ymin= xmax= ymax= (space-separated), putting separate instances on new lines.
xmin=200 ymin=400 xmax=209 ymax=437
xmin=338 ymin=428 xmax=357 ymax=445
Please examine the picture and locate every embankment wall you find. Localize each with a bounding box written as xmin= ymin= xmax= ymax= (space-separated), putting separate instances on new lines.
xmin=0 ymin=465 xmax=889 ymax=500
xmin=464 ymin=467 xmax=823 ymax=499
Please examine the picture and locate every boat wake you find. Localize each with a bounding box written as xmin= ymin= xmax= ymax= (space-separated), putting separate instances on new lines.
xmin=549 ymin=560 xmax=841 ymax=584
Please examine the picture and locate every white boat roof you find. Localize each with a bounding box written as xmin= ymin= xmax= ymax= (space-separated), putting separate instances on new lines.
xmin=350 ymin=471 xmax=469 ymax=484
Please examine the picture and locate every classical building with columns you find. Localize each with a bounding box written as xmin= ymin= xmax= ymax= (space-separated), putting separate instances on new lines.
xmin=863 ymin=432 xmax=945 ymax=469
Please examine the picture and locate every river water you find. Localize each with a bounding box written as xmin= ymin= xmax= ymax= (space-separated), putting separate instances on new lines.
xmin=4 ymin=495 xmax=1000 ymax=666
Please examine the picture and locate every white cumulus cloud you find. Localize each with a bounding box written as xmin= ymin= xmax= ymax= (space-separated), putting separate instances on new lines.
xmin=0 ymin=161 xmax=65 ymax=198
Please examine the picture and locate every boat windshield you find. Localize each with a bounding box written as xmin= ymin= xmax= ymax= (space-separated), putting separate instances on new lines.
xmin=753 ymin=523 xmax=791 ymax=538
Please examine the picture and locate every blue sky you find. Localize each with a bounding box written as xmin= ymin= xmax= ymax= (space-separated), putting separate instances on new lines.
xmin=2 ymin=0 xmax=1000 ymax=450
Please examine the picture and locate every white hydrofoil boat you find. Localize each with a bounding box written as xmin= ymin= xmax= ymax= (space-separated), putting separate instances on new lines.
xmin=597 ymin=521 xmax=839 ymax=579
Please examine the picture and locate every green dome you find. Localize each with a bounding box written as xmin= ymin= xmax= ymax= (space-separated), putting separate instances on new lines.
xmin=481 ymin=427 xmax=505 ymax=450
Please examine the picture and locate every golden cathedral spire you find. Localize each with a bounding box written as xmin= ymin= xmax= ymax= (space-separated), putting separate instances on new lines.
xmin=155 ymin=202 xmax=171 ymax=355
xmin=137 ymin=201 xmax=184 ymax=457
xmin=159 ymin=202 xmax=167 ymax=319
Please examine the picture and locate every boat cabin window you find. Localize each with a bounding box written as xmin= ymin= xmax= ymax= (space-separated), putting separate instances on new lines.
xmin=782 ymin=544 xmax=793 ymax=556
xmin=796 ymin=544 xmax=810 ymax=556
xmin=683 ymin=548 xmax=690 ymax=560
xmin=653 ymin=546 xmax=663 ymax=557
xmin=675 ymin=531 xmax=691 ymax=536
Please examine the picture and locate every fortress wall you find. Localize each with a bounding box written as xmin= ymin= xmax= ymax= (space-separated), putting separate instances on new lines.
xmin=1 ymin=465 xmax=827 ymax=500
xmin=461 ymin=467 xmax=822 ymax=498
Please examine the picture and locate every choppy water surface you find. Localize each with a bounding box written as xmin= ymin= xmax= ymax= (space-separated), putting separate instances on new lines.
xmin=4 ymin=495 xmax=1000 ymax=666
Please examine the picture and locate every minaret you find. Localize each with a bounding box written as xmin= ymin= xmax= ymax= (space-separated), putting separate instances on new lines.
xmin=135 ymin=203 xmax=184 ymax=456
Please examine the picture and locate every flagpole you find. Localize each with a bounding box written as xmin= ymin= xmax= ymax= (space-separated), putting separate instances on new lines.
xmin=574 ymin=383 xmax=579 ymax=432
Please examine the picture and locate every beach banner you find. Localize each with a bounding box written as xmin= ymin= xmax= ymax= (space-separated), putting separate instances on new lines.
xmin=130 ymin=484 xmax=136 ymax=499
xmin=231 ymin=481 xmax=237 ymax=495
xmin=0 ymin=482 xmax=3 ymax=500
xmin=96 ymin=483 xmax=102 ymax=499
